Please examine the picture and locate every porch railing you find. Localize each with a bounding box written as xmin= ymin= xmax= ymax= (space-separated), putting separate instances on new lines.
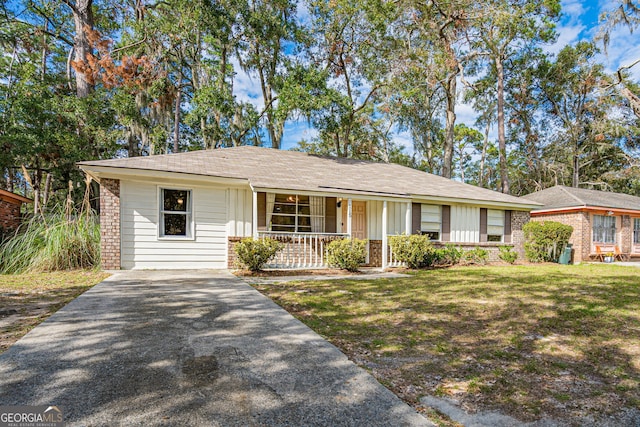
xmin=258 ymin=232 xmax=347 ymax=269
xmin=387 ymin=237 xmax=407 ymax=268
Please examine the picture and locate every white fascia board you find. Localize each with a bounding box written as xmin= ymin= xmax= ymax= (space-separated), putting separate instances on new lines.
xmin=251 ymin=186 xmax=411 ymax=202
xmin=410 ymin=194 xmax=542 ymax=211
xmin=79 ymin=165 xmax=250 ymax=188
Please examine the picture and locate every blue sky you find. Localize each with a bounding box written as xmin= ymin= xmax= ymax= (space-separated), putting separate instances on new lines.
xmin=233 ymin=0 xmax=640 ymax=152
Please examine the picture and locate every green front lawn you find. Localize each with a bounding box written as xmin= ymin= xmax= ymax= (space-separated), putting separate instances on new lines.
xmin=0 ymin=271 xmax=109 ymax=353
xmin=253 ymin=264 xmax=640 ymax=424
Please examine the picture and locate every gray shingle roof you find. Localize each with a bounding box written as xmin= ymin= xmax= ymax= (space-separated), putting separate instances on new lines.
xmin=523 ymin=185 xmax=640 ymax=211
xmin=79 ymin=146 xmax=539 ymax=207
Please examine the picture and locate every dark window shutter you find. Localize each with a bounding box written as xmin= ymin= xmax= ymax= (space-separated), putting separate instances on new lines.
xmin=325 ymin=197 xmax=337 ymax=233
xmin=504 ymin=210 xmax=512 ymax=243
xmin=257 ymin=192 xmax=266 ymax=231
xmin=441 ymin=205 xmax=451 ymax=241
xmin=412 ymin=203 xmax=421 ymax=234
xmin=480 ymin=208 xmax=488 ymax=242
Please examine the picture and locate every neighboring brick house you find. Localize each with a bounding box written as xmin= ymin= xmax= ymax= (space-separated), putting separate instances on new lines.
xmin=523 ymin=186 xmax=640 ymax=263
xmin=79 ymin=146 xmax=540 ymax=270
xmin=0 ymin=189 xmax=32 ymax=237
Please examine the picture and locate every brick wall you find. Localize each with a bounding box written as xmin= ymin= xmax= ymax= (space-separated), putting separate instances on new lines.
xmin=228 ymin=237 xmax=242 ymax=268
xmin=367 ymin=240 xmax=382 ymax=267
xmin=621 ymin=215 xmax=632 ymax=254
xmin=531 ymin=212 xmax=590 ymax=263
xmin=0 ymin=199 xmax=22 ymax=234
xmin=100 ymin=179 xmax=121 ymax=270
xmin=511 ymin=211 xmax=530 ymax=260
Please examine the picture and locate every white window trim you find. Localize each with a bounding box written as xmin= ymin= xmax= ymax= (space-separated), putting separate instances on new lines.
xmin=592 ymin=214 xmax=617 ymax=245
xmin=158 ymin=187 xmax=195 ymax=240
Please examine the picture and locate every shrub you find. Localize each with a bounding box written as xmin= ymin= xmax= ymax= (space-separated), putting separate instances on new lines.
xmin=388 ymin=234 xmax=434 ymax=269
xmin=523 ymin=221 xmax=573 ymax=263
xmin=437 ymin=244 xmax=463 ymax=266
xmin=498 ymin=245 xmax=518 ymax=264
xmin=0 ymin=209 xmax=100 ymax=274
xmin=235 ymin=237 xmax=283 ymax=271
xmin=326 ymin=238 xmax=367 ymax=272
xmin=461 ymin=247 xmax=489 ymax=265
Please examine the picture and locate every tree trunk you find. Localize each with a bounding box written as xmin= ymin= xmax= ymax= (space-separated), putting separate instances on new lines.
xmin=173 ymin=74 xmax=182 ymax=153
xmin=442 ymin=76 xmax=456 ymax=179
xmin=479 ymin=121 xmax=490 ymax=187
xmin=495 ymin=56 xmax=510 ymax=194
xmin=72 ymin=0 xmax=95 ymax=98
xmin=572 ymin=153 xmax=580 ymax=187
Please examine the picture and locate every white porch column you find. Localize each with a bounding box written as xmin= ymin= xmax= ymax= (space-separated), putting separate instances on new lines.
xmin=252 ymin=190 xmax=258 ymax=239
xmin=406 ymin=202 xmax=412 ymax=235
xmin=347 ymin=198 xmax=353 ymax=238
xmin=382 ymin=200 xmax=388 ymax=270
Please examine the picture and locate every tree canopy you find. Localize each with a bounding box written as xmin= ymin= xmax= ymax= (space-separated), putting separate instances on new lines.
xmin=1 ymin=0 xmax=639 ymax=213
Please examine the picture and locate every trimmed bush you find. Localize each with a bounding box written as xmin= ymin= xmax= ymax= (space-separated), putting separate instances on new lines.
xmin=461 ymin=247 xmax=489 ymax=265
xmin=0 ymin=209 xmax=100 ymax=274
xmin=438 ymin=244 xmax=464 ymax=266
xmin=498 ymin=245 xmax=518 ymax=264
xmin=235 ymin=237 xmax=283 ymax=271
xmin=388 ymin=234 xmax=434 ymax=269
xmin=523 ymin=221 xmax=573 ymax=263
xmin=326 ymin=238 xmax=367 ymax=272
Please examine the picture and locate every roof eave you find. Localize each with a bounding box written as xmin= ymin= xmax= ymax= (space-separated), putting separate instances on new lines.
xmin=410 ymin=194 xmax=541 ymax=210
xmin=79 ymin=165 xmax=250 ymax=187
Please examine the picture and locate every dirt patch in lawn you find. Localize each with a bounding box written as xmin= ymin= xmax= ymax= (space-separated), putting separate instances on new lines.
xmin=252 ymin=264 xmax=640 ymax=426
xmin=0 ymin=271 xmax=109 ymax=354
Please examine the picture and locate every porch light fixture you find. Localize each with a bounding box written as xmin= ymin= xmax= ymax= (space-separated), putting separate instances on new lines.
xmin=337 ymin=198 xmax=342 ymax=208
xmin=606 ymin=210 xmax=614 ymax=216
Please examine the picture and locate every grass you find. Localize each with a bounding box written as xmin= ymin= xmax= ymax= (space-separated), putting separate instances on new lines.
xmin=252 ymin=264 xmax=640 ymax=424
xmin=0 ymin=210 xmax=100 ymax=274
xmin=0 ymin=270 xmax=109 ymax=353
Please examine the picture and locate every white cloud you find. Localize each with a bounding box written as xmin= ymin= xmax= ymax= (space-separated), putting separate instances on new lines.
xmin=281 ymin=121 xmax=318 ymax=150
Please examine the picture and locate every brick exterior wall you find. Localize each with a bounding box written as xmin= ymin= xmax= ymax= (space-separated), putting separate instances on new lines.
xmin=511 ymin=211 xmax=530 ymax=260
xmin=100 ymin=179 xmax=121 ymax=270
xmin=0 ymin=199 xmax=22 ymax=234
xmin=621 ymin=215 xmax=632 ymax=255
xmin=228 ymin=237 xmax=242 ymax=268
xmin=367 ymin=240 xmax=382 ymax=267
xmin=531 ymin=212 xmax=591 ymax=263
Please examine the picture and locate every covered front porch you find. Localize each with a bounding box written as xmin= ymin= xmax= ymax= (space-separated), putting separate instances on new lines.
xmin=229 ymin=190 xmax=413 ymax=269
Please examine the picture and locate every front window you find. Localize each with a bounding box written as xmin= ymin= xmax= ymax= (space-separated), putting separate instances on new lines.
xmin=593 ymin=215 xmax=616 ymax=244
xmin=487 ymin=209 xmax=504 ymax=242
xmin=421 ymin=204 xmax=441 ymax=240
xmin=268 ymin=194 xmax=325 ymax=232
xmin=634 ymin=218 xmax=640 ymax=244
xmin=160 ymin=188 xmax=192 ymax=238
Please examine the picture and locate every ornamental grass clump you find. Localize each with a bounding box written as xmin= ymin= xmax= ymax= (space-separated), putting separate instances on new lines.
xmin=325 ymin=238 xmax=367 ymax=272
xmin=235 ymin=237 xmax=283 ymax=271
xmin=0 ymin=209 xmax=100 ymax=274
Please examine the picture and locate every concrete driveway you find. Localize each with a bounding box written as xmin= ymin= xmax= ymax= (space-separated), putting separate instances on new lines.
xmin=0 ymin=270 xmax=432 ymax=426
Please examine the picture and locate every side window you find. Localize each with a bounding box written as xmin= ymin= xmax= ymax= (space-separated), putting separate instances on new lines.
xmin=487 ymin=209 xmax=504 ymax=242
xmin=421 ymin=204 xmax=441 ymax=241
xmin=160 ymin=188 xmax=192 ymax=238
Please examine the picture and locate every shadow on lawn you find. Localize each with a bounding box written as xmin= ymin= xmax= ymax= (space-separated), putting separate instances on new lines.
xmin=262 ymin=266 xmax=640 ymax=423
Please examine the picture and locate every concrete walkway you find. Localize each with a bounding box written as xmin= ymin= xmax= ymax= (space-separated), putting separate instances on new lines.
xmin=0 ymin=270 xmax=432 ymax=426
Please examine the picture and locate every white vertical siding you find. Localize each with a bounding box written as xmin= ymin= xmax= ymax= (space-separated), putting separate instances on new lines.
xmin=450 ymin=205 xmax=480 ymax=243
xmin=120 ymin=181 xmax=228 ymax=269
xmin=226 ymin=188 xmax=252 ymax=237
xmin=368 ymin=200 xmax=406 ymax=239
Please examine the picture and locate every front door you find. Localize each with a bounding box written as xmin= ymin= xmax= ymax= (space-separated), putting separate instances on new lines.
xmin=342 ymin=200 xmax=367 ymax=239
